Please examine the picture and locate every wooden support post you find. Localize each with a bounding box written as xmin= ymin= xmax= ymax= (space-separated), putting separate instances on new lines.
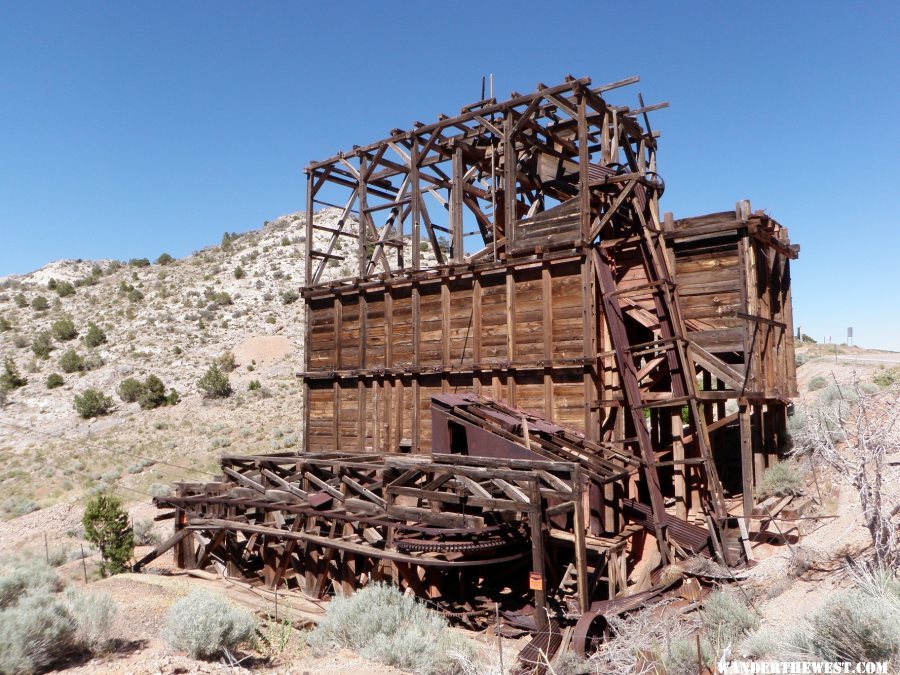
xmin=765 ymin=404 xmax=779 ymax=468
xmin=503 ymin=117 xmax=517 ymax=245
xmin=607 ymin=549 xmax=617 ymax=599
xmin=775 ymin=403 xmax=788 ymax=457
xmin=473 ymin=275 xmax=482 ymax=395
xmin=333 ymin=298 xmax=342 ymax=452
xmin=672 ymin=410 xmax=687 ymax=520
xmin=739 ymin=403 xmax=754 ymax=521
xmin=412 ymin=279 xmax=421 ymax=452
xmin=752 ymin=403 xmax=766 ymax=487
xmin=450 ymin=145 xmax=464 ymax=262
xmin=542 ymin=264 xmax=554 ymax=421
xmin=571 ymin=467 xmax=590 ymax=613
xmin=358 ymin=294 xmax=367 ymax=453
xmin=305 ymin=170 xmax=314 ymax=287
xmin=716 ymin=378 xmax=726 ymax=421
xmin=527 ymin=480 xmax=548 ymax=632
xmin=577 ymin=95 xmax=590 ymax=241
xmin=582 ymin=257 xmax=597 ymax=441
xmin=357 ymin=155 xmax=367 ymax=277
xmin=702 ymin=371 xmax=714 ymax=425
xmin=411 ymin=138 xmax=420 ymax=270
xmin=506 ymin=268 xmax=516 ymax=407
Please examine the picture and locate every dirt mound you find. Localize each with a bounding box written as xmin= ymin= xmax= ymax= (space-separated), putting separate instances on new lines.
xmin=233 ymin=335 xmax=294 ymax=366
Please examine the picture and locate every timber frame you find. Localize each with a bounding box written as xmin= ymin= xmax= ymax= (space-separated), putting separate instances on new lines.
xmin=153 ymin=75 xmax=799 ymax=656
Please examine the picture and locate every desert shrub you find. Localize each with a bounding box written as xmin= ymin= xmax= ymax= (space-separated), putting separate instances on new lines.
xmin=46 ymin=373 xmax=64 ymax=389
xmin=165 ymin=589 xmax=256 ymax=659
xmin=281 ymin=289 xmax=299 ymax=305
xmin=132 ymin=518 xmax=160 ymax=546
xmin=198 ymin=363 xmax=232 ymax=399
xmin=12 ymin=334 xmax=28 ymax=349
xmin=64 ymin=587 xmax=116 ymax=652
xmin=216 ymin=350 xmax=237 ymax=373
xmin=0 ymin=559 xmax=61 ymax=608
xmin=51 ymin=318 xmax=77 ymax=341
xmin=794 ymin=353 xmax=811 ymax=367
xmin=83 ymin=492 xmax=133 ymax=577
xmin=117 ymin=377 xmax=144 ymax=402
xmin=308 ymin=582 xmax=475 ymax=674
xmin=83 ymin=322 xmax=107 ymax=348
xmin=757 ymin=461 xmax=805 ymax=498
xmin=127 ymin=287 xmax=144 ymax=302
xmin=740 ymin=627 xmax=780 ymax=659
xmin=31 ymin=295 xmax=49 ymax=311
xmin=0 ymin=560 xmax=101 ymax=674
xmin=808 ymin=375 xmax=828 ymax=391
xmin=873 ymin=367 xmax=900 ymax=388
xmin=0 ymin=315 xmax=10 ymax=332
xmin=0 ymin=358 xmax=26 ymax=391
xmin=248 ymin=379 xmax=261 ymax=391
xmin=156 ymin=252 xmax=174 ymax=266
xmin=55 ymin=280 xmax=75 ymax=297
xmin=221 ymin=231 xmax=239 ymax=250
xmin=0 ymin=497 xmax=38 ymax=518
xmin=788 ymin=587 xmax=899 ymax=663
xmin=663 ymin=636 xmax=713 ymax=675
xmin=165 ymin=388 xmax=180 ymax=405
xmin=14 ymin=293 xmax=27 ymax=308
xmin=59 ymin=348 xmax=85 ymax=373
xmin=818 ymin=382 xmax=868 ymax=405
xmin=0 ymin=589 xmax=76 ymax=673
xmin=82 ymin=353 xmax=103 ymax=371
xmin=150 ymin=483 xmax=172 ymax=498
xmin=701 ymin=590 xmax=758 ymax=647
xmin=233 ymin=266 xmax=245 ymax=279
xmin=129 ymin=257 xmax=150 ymax=268
xmin=31 ymin=331 xmax=53 ymax=359
xmin=73 ymin=388 xmax=113 ymax=418
xmin=138 ymin=374 xmax=167 ymax=409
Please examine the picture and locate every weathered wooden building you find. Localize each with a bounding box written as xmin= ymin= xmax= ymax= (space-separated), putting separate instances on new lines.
xmin=299 ymin=75 xmax=797 ymax=527
xmin=153 ymin=76 xmax=798 ymax=656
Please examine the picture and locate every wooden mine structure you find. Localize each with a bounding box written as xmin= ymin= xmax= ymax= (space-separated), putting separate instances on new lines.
xmin=151 ymin=75 xmax=798 ymax=657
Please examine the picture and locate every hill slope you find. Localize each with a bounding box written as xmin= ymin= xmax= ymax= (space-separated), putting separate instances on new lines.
xmin=0 ymin=208 xmax=440 ymax=522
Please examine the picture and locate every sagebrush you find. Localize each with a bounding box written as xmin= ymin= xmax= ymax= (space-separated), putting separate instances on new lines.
xmin=308 ymin=582 xmax=475 ymax=674
xmin=0 ymin=559 xmax=116 ymax=674
xmin=165 ymin=589 xmax=256 ymax=659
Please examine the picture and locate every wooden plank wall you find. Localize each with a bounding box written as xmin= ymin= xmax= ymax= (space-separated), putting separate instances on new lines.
xmin=669 ymin=212 xmax=798 ymax=401
xmin=305 ymin=255 xmax=598 ymax=454
xmin=305 ymin=216 xmax=798 ymax=459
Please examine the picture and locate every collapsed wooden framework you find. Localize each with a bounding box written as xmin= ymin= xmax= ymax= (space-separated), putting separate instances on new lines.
xmin=153 ymin=75 xmax=798 ymax=654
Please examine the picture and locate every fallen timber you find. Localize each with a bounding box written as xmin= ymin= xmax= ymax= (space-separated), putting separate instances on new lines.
xmin=151 ymin=74 xmax=798 ymax=665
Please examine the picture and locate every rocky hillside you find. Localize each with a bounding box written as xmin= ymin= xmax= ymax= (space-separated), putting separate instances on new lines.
xmin=0 ymin=208 xmax=439 ymax=524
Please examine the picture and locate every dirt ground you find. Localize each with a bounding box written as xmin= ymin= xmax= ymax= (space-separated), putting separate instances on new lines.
xmin=0 ymin=342 xmax=893 ymax=673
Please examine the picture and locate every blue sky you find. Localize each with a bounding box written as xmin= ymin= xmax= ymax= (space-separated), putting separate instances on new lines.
xmin=1 ymin=2 xmax=898 ymax=349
